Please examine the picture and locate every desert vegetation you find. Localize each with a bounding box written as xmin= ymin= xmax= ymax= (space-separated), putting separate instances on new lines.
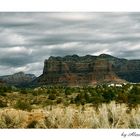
xmin=0 ymin=83 xmax=140 ymax=128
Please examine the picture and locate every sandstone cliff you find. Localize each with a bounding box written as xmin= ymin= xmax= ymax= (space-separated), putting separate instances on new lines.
xmin=34 ymin=54 xmax=140 ymax=86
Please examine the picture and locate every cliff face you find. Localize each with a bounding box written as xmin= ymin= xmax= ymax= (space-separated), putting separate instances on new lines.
xmin=113 ymin=60 xmax=140 ymax=83
xmin=35 ymin=54 xmax=140 ymax=86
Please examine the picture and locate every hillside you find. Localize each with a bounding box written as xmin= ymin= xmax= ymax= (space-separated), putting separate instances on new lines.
xmin=0 ymin=72 xmax=36 ymax=87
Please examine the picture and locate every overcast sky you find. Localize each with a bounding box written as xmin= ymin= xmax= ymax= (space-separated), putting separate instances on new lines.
xmin=0 ymin=12 xmax=140 ymax=76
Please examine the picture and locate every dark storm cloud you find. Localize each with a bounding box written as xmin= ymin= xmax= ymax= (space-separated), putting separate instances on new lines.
xmin=0 ymin=12 xmax=140 ymax=76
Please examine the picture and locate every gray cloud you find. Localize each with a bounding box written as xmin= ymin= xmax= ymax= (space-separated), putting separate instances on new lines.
xmin=0 ymin=12 xmax=140 ymax=76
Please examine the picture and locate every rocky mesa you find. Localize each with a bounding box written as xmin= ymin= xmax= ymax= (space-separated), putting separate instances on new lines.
xmin=34 ymin=54 xmax=140 ymax=86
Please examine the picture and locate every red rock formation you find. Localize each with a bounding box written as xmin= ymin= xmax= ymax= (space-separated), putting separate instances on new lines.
xmin=35 ymin=54 xmax=127 ymax=86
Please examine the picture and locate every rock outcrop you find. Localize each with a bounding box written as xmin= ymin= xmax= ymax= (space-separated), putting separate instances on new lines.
xmin=35 ymin=54 xmax=140 ymax=86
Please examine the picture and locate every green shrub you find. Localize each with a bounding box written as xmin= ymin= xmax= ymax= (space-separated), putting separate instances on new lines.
xmin=20 ymin=89 xmax=28 ymax=94
xmin=128 ymin=94 xmax=140 ymax=104
xmin=0 ymin=91 xmax=6 ymax=96
xmin=44 ymin=99 xmax=54 ymax=106
xmin=48 ymin=94 xmax=56 ymax=100
xmin=65 ymin=88 xmax=72 ymax=95
xmin=14 ymin=100 xmax=32 ymax=111
xmin=56 ymin=97 xmax=62 ymax=104
xmin=0 ymin=100 xmax=7 ymax=108
xmin=91 ymin=96 xmax=103 ymax=105
xmin=102 ymin=89 xmax=116 ymax=103
xmin=130 ymin=86 xmax=140 ymax=95
xmin=31 ymin=91 xmax=38 ymax=96
xmin=117 ymin=93 xmax=128 ymax=103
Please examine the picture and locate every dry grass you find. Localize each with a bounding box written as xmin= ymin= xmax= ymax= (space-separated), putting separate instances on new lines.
xmin=0 ymin=101 xmax=140 ymax=128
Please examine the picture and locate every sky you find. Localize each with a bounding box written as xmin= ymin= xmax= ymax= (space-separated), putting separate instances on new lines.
xmin=0 ymin=12 xmax=140 ymax=76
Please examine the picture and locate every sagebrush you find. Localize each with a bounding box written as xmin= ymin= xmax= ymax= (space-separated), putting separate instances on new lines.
xmin=0 ymin=102 xmax=140 ymax=128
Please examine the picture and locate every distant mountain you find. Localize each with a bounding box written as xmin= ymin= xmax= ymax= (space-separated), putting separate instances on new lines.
xmin=0 ymin=72 xmax=36 ymax=87
xmin=34 ymin=54 xmax=140 ymax=86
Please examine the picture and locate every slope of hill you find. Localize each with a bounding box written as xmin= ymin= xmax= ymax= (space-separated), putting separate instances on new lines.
xmin=0 ymin=72 xmax=36 ymax=87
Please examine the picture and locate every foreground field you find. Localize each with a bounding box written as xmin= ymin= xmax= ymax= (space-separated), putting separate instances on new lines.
xmin=0 ymin=101 xmax=140 ymax=128
xmin=0 ymin=84 xmax=140 ymax=128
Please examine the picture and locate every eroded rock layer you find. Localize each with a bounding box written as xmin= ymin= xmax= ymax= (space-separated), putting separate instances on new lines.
xmin=35 ymin=54 xmax=140 ymax=86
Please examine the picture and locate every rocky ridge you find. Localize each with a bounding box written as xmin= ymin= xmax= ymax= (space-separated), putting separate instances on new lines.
xmin=0 ymin=72 xmax=36 ymax=87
